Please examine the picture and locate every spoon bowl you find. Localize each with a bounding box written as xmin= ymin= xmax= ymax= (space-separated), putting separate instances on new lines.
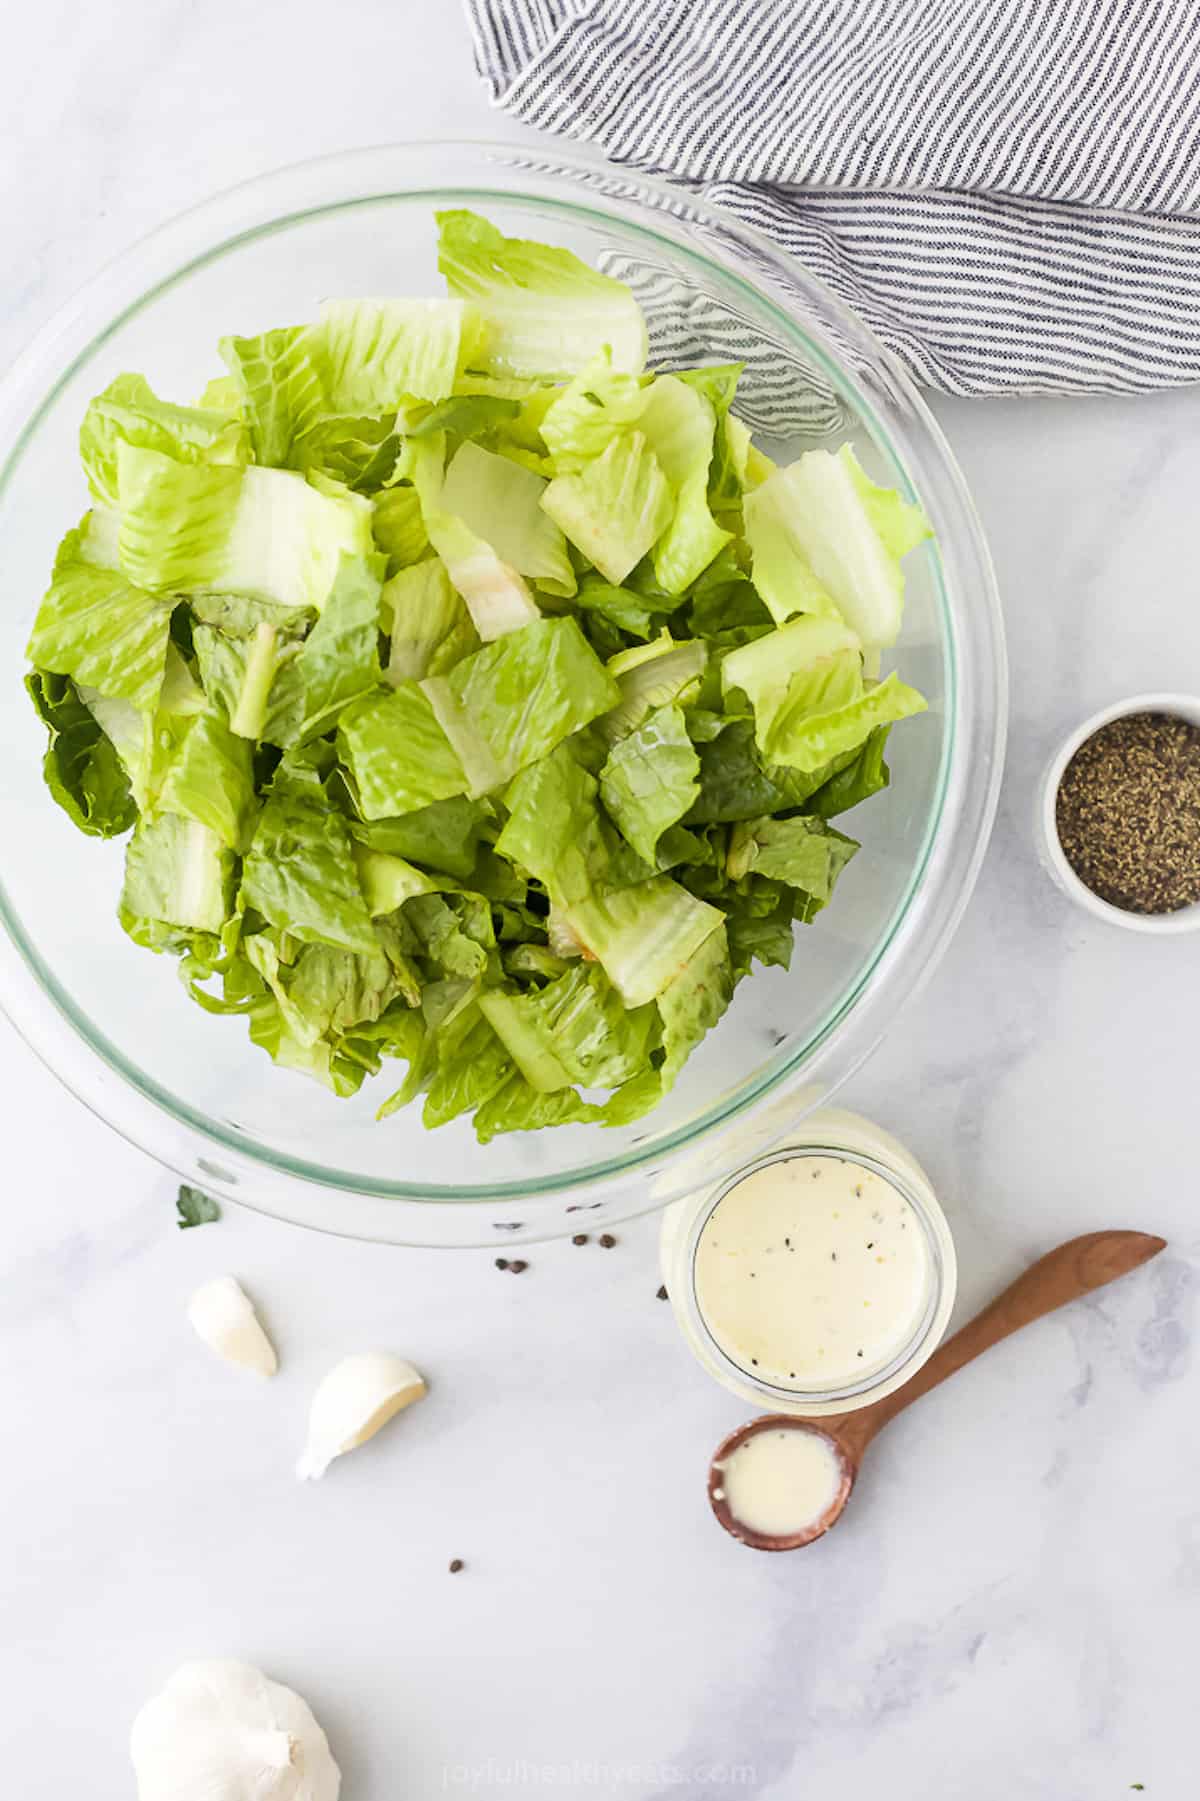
xmin=708 ymin=1230 xmax=1166 ymax=1551
xmin=708 ymin=1418 xmax=856 ymax=1550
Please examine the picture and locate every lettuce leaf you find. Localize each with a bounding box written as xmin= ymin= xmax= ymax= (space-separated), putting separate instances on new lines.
xmin=421 ymin=616 xmax=619 ymax=799
xmin=539 ymin=349 xmax=647 ymax=469
xmin=337 ymin=683 xmax=468 ymax=820
xmin=440 ymin=440 xmax=575 ymax=596
xmin=437 ymin=209 xmax=647 ymax=380
xmin=314 ymin=298 xmax=474 ymax=408
xmin=384 ymin=558 xmax=478 ymax=684
xmin=599 ymin=703 xmax=700 ymax=865
xmin=479 ymin=963 xmax=658 ymax=1094
xmin=542 ymin=431 xmax=673 ymax=585
xmin=743 ymin=447 xmax=931 ymax=646
xmin=116 ymin=447 xmax=373 ymax=611
xmin=27 ymin=526 xmax=173 ymax=713
xmin=564 ymin=875 xmax=724 ymax=1008
xmin=220 ymin=326 xmax=326 ymax=468
xmin=25 ymin=670 xmax=137 ymax=837
xmin=241 ymin=775 xmax=377 ymax=955
xmin=263 ymin=551 xmax=384 ymax=746
xmin=350 ymin=795 xmax=489 ymax=880
xmin=121 ymin=813 xmax=233 ymax=935
xmin=80 ymin=373 xmax=249 ymax=506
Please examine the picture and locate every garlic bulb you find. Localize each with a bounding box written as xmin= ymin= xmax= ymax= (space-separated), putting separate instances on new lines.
xmin=297 ymin=1352 xmax=426 ymax=1481
xmin=188 ymin=1277 xmax=278 ymax=1377
xmin=130 ymin=1659 xmax=340 ymax=1801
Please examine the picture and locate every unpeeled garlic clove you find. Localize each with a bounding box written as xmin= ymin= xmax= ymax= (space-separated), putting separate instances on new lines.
xmin=297 ymin=1352 xmax=426 ymax=1481
xmin=188 ymin=1277 xmax=278 ymax=1378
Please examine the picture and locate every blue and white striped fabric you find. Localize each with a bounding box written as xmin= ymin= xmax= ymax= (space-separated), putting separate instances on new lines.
xmin=462 ymin=0 xmax=1200 ymax=396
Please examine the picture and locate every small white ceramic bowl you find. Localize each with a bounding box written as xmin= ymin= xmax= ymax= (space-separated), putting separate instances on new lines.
xmin=1039 ymin=692 xmax=1200 ymax=935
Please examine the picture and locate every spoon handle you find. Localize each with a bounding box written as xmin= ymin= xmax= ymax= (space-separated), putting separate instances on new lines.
xmin=841 ymin=1230 xmax=1165 ymax=1455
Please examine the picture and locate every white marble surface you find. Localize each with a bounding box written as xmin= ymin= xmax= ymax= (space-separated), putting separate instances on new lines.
xmin=2 ymin=6 xmax=1196 ymax=1796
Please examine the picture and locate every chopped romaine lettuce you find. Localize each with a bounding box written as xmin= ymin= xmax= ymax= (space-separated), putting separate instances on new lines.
xmin=23 ymin=206 xmax=931 ymax=1141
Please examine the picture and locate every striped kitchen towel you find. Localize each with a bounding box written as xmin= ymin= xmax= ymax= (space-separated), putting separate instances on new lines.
xmin=462 ymin=0 xmax=1200 ymax=397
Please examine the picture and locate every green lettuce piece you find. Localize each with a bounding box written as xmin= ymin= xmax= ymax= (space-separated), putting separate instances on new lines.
xmin=191 ymin=599 xmax=309 ymax=742
xmin=496 ymin=743 xmax=615 ymax=910
xmin=634 ymin=375 xmax=733 ymax=595
xmin=724 ymin=615 xmax=925 ymax=773
xmin=263 ymin=552 xmax=384 ymax=746
xmin=804 ymin=725 xmax=892 ymax=818
xmin=479 ymin=963 xmax=658 ymax=1093
xmin=115 ymin=446 xmax=373 ymax=610
xmin=564 ymin=875 xmax=724 ymax=1007
xmin=744 ymin=447 xmax=931 ymax=646
xmin=121 ymin=813 xmax=233 ymax=935
xmin=440 ymin=440 xmax=575 ymax=596
xmin=541 ymin=432 xmax=673 ymax=585
xmin=350 ymin=795 xmax=489 ymax=880
xmin=573 ymin=576 xmax=661 ymax=642
xmin=220 ymin=326 xmax=326 ymax=468
xmin=599 ymin=703 xmax=700 ymax=865
xmin=154 ymin=711 xmax=257 ymax=851
xmin=422 ymin=616 xmax=619 ymax=799
xmin=425 ymin=510 xmax=541 ymax=641
xmin=437 ymin=209 xmax=648 ymax=380
xmin=27 ymin=526 xmax=173 ymax=713
xmin=727 ymin=814 xmax=859 ymax=900
xmin=655 ymin=920 xmax=733 ymax=1085
xmin=538 ymin=349 xmax=647 ymax=469
xmin=337 ymin=684 xmax=468 ymax=819
xmin=409 ymin=440 xmax=541 ymax=641
xmin=473 ymin=1074 xmax=603 ymax=1143
xmin=421 ymin=1007 xmax=515 ymax=1129
xmin=767 ymin=671 xmax=925 ymax=775
xmin=314 ymin=297 xmax=474 ymax=408
xmin=244 ymin=929 xmax=417 ymax=1047
xmin=722 ymin=615 xmax=878 ymax=767
xmin=241 ymin=777 xmax=376 ymax=955
xmin=294 ymin=414 xmax=399 ymax=490
xmin=78 ymin=644 xmax=206 ymax=812
xmin=404 ymin=893 xmax=494 ymax=983
xmin=372 ymin=486 xmax=429 ymax=571
xmin=384 ymin=557 xmax=478 ymax=684
xmin=405 ymin=393 xmax=522 ymax=441
xmin=25 ymin=670 xmax=137 ymax=837
xmin=687 ymin=719 xmax=860 ymax=824
xmin=80 ymin=373 xmax=249 ymax=506
xmin=653 ymin=466 xmax=733 ymax=598
xmin=675 ymin=365 xmax=744 ymax=508
xmin=601 ymin=634 xmax=707 ymax=744
xmin=353 ymin=846 xmax=438 ymax=916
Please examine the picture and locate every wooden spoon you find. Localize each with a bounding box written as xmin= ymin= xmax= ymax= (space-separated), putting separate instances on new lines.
xmin=708 ymin=1230 xmax=1166 ymax=1552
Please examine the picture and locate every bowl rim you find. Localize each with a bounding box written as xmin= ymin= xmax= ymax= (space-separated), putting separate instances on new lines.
xmin=1038 ymin=691 xmax=1200 ymax=935
xmin=0 ymin=139 xmax=1007 ymax=1235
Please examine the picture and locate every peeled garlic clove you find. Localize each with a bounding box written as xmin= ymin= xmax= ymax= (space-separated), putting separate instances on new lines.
xmin=188 ymin=1277 xmax=278 ymax=1378
xmin=131 ymin=1658 xmax=340 ymax=1801
xmin=297 ymin=1352 xmax=426 ymax=1481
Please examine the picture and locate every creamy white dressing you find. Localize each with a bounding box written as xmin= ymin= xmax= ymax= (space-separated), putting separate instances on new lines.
xmin=715 ymin=1427 xmax=843 ymax=1538
xmin=694 ymin=1154 xmax=931 ymax=1390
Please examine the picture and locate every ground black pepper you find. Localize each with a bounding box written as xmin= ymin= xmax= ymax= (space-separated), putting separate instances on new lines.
xmin=598 ymin=1233 xmax=617 ymax=1249
xmin=656 ymin=1284 xmax=669 ymax=1301
xmin=572 ymin=1233 xmax=589 ymax=1245
xmin=508 ymin=1259 xmax=529 ymax=1275
xmin=1055 ymin=711 xmax=1200 ymax=913
xmin=448 ymin=1559 xmax=464 ymax=1574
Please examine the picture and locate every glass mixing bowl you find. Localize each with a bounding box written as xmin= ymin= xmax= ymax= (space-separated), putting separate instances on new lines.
xmin=0 ymin=142 xmax=1005 ymax=1246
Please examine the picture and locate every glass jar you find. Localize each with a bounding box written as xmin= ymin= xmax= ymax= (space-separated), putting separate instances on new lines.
xmin=659 ymin=1108 xmax=956 ymax=1414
